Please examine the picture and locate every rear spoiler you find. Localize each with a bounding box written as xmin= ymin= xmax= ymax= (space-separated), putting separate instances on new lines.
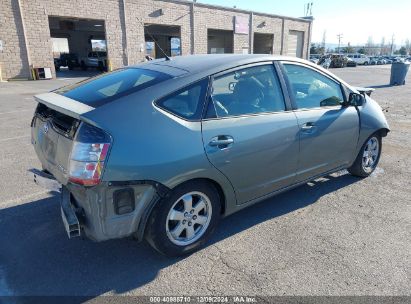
xmin=353 ymin=86 xmax=375 ymax=97
xmin=34 ymin=92 xmax=95 ymax=119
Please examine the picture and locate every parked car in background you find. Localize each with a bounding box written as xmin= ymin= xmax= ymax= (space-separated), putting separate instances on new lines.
xmin=318 ymin=54 xmax=348 ymax=68
xmin=80 ymin=51 xmax=108 ymax=71
xmin=346 ymin=57 xmax=357 ymax=67
xmin=54 ymin=53 xmax=80 ymax=71
xmin=392 ymin=57 xmax=406 ymax=63
xmin=309 ymin=54 xmax=321 ymax=64
xmin=347 ymin=54 xmax=370 ymax=65
xmin=29 ymin=55 xmax=390 ymax=256
xmin=378 ymin=57 xmax=388 ymax=64
xmin=370 ymin=57 xmax=382 ymax=65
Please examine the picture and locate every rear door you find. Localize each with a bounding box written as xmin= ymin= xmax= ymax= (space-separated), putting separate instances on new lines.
xmin=201 ymin=63 xmax=300 ymax=204
xmin=281 ymin=62 xmax=360 ymax=182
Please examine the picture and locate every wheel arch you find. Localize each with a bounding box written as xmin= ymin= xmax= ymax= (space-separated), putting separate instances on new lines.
xmin=186 ymin=178 xmax=227 ymax=215
xmin=136 ymin=177 xmax=228 ymax=242
xmin=378 ymin=127 xmax=390 ymax=137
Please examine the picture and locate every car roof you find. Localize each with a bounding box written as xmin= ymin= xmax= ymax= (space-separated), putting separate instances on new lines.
xmin=134 ymin=54 xmax=309 ymax=76
xmin=127 ymin=54 xmax=355 ymax=95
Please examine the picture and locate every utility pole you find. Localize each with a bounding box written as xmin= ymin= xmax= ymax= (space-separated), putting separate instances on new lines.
xmin=337 ymin=33 xmax=343 ymax=54
xmin=390 ymin=34 xmax=395 ymax=56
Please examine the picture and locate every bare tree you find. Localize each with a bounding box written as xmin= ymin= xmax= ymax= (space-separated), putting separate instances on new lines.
xmin=321 ymin=30 xmax=326 ymax=51
xmin=405 ymin=39 xmax=411 ymax=55
xmin=366 ymin=36 xmax=374 ymax=55
xmin=390 ymin=34 xmax=395 ymax=56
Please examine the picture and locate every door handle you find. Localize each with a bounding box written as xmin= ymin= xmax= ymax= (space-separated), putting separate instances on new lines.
xmin=209 ymin=136 xmax=234 ymax=148
xmin=301 ymin=122 xmax=315 ymax=131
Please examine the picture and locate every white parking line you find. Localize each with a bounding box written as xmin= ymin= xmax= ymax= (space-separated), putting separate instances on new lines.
xmin=0 ymin=109 xmax=32 ymax=115
xmin=0 ymin=135 xmax=30 ymax=142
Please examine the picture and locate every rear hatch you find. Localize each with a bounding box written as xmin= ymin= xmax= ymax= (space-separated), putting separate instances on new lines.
xmin=31 ymin=93 xmax=91 ymax=185
xmin=31 ymin=67 xmax=174 ymax=185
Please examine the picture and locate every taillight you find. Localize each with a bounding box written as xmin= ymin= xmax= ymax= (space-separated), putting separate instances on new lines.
xmin=69 ymin=123 xmax=111 ymax=186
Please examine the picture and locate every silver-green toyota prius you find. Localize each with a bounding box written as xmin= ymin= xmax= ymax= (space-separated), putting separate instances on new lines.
xmin=30 ymin=55 xmax=389 ymax=256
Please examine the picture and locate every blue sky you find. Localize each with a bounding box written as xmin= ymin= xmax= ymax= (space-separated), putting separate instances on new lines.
xmin=197 ymin=0 xmax=411 ymax=46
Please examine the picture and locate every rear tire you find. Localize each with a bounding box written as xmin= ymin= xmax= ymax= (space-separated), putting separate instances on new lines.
xmin=145 ymin=181 xmax=221 ymax=256
xmin=348 ymin=133 xmax=382 ymax=177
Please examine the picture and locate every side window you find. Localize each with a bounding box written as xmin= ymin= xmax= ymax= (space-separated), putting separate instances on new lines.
xmin=210 ymin=64 xmax=285 ymax=118
xmin=156 ymin=79 xmax=208 ymax=120
xmin=283 ymin=64 xmax=344 ymax=109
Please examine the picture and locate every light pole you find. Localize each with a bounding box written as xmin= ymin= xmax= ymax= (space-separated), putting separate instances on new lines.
xmin=337 ymin=33 xmax=343 ymax=53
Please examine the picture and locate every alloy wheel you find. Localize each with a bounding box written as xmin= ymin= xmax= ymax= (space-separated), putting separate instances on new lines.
xmin=165 ymin=191 xmax=212 ymax=246
xmin=362 ymin=137 xmax=379 ymax=173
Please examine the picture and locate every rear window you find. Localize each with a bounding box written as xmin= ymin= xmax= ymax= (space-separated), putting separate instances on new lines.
xmin=55 ymin=68 xmax=171 ymax=107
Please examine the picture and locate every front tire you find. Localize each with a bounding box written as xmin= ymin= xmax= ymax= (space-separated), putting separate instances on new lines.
xmin=145 ymin=181 xmax=221 ymax=256
xmin=348 ymin=133 xmax=382 ymax=177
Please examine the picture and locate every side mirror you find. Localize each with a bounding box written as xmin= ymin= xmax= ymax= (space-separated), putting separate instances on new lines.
xmin=348 ymin=92 xmax=365 ymax=107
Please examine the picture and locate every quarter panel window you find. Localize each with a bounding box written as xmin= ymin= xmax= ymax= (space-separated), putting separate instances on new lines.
xmin=210 ymin=64 xmax=286 ymax=117
xmin=156 ymin=79 xmax=208 ymax=120
xmin=283 ymin=64 xmax=344 ymax=109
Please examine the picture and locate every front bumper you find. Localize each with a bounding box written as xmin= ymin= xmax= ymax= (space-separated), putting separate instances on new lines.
xmin=29 ymin=168 xmax=162 ymax=242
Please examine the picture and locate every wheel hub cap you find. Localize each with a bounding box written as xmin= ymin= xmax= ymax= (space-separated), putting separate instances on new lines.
xmin=362 ymin=137 xmax=379 ymax=173
xmin=165 ymin=191 xmax=212 ymax=246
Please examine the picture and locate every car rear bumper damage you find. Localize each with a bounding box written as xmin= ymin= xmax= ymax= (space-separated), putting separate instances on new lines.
xmin=61 ymin=186 xmax=81 ymax=238
xmin=28 ymin=168 xmax=169 ymax=242
xmin=29 ymin=168 xmax=62 ymax=193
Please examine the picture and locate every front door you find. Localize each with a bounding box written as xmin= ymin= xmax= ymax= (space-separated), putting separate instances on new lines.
xmin=281 ymin=62 xmax=360 ymax=182
xmin=201 ymin=63 xmax=300 ymax=204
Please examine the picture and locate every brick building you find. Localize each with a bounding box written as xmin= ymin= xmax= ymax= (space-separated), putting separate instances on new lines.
xmin=0 ymin=0 xmax=313 ymax=80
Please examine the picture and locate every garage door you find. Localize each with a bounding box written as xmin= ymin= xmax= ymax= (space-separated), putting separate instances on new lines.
xmin=287 ymin=31 xmax=303 ymax=58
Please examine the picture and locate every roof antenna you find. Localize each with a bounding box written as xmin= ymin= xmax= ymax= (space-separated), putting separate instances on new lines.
xmin=136 ymin=17 xmax=171 ymax=61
